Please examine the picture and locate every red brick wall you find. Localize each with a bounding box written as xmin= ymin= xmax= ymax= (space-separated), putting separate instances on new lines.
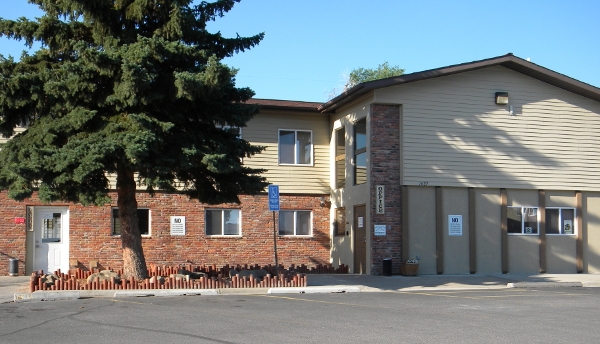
xmin=0 ymin=191 xmax=331 ymax=275
xmin=370 ymin=104 xmax=402 ymax=275
xmin=0 ymin=191 xmax=30 ymax=276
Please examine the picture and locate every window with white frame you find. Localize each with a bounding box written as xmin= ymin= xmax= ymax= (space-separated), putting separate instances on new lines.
xmin=219 ymin=125 xmax=242 ymax=139
xmin=278 ymin=129 xmax=312 ymax=165
xmin=112 ymin=208 xmax=150 ymax=236
xmin=546 ymin=208 xmax=575 ymax=235
xmin=507 ymin=206 xmax=539 ymax=234
xmin=279 ymin=210 xmax=312 ymax=236
xmin=206 ymin=209 xmax=241 ymax=236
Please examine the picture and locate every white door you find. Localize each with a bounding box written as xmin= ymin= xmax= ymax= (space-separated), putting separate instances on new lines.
xmin=33 ymin=207 xmax=69 ymax=274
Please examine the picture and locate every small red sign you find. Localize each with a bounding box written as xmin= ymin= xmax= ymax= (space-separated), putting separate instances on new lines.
xmin=14 ymin=217 xmax=26 ymax=224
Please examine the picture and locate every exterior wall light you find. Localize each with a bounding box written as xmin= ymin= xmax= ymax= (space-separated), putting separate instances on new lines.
xmin=495 ymin=92 xmax=509 ymax=105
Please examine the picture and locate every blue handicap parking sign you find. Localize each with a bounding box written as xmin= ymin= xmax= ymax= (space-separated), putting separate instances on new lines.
xmin=268 ymin=185 xmax=279 ymax=211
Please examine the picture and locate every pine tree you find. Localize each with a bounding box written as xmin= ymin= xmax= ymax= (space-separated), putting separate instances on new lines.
xmin=0 ymin=0 xmax=267 ymax=280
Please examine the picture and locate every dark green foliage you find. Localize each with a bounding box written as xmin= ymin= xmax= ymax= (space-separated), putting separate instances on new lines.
xmin=0 ymin=0 xmax=268 ymax=206
xmin=346 ymin=61 xmax=405 ymax=89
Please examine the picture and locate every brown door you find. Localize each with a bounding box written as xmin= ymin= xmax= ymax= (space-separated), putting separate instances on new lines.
xmin=354 ymin=205 xmax=367 ymax=274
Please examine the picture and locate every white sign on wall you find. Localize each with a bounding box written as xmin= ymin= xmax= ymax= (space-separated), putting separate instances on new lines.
xmin=448 ymin=215 xmax=462 ymax=236
xmin=358 ymin=217 xmax=364 ymax=228
xmin=374 ymin=224 xmax=386 ymax=236
xmin=170 ymin=216 xmax=186 ymax=236
xmin=376 ymin=185 xmax=385 ymax=214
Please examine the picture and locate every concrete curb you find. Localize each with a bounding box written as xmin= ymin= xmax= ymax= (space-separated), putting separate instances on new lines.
xmin=268 ymin=286 xmax=361 ymax=294
xmin=11 ymin=280 xmax=600 ymax=302
xmin=218 ymin=288 xmax=270 ymax=295
xmin=13 ymin=291 xmax=81 ymax=302
xmin=507 ymin=282 xmax=583 ymax=288
xmin=114 ymin=289 xmax=218 ymax=297
xmin=12 ymin=286 xmax=362 ymax=302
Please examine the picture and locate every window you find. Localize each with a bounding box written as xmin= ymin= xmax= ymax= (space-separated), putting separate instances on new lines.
xmin=42 ymin=213 xmax=61 ymax=243
xmin=112 ymin=208 xmax=150 ymax=236
xmin=219 ymin=125 xmax=242 ymax=139
xmin=335 ymin=127 xmax=346 ymax=189
xmin=279 ymin=210 xmax=312 ymax=236
xmin=354 ymin=118 xmax=367 ymax=185
xmin=334 ymin=208 xmax=346 ymax=236
xmin=206 ymin=209 xmax=241 ymax=236
xmin=279 ymin=130 xmax=312 ymax=165
xmin=507 ymin=206 xmax=538 ymax=234
xmin=546 ymin=208 xmax=575 ymax=235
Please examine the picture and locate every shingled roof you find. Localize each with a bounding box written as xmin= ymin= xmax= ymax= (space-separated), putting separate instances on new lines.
xmin=245 ymin=98 xmax=322 ymax=112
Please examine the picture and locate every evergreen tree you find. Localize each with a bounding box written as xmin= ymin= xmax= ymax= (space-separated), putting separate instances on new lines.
xmin=0 ymin=0 xmax=267 ymax=279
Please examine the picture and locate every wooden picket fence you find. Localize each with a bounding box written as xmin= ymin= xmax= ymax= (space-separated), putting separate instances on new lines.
xmin=29 ymin=263 xmax=349 ymax=293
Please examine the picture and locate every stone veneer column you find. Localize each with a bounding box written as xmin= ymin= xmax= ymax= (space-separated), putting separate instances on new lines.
xmin=369 ymin=104 xmax=402 ymax=275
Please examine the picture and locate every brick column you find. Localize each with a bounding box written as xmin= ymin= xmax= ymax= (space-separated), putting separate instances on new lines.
xmin=369 ymin=104 xmax=402 ymax=275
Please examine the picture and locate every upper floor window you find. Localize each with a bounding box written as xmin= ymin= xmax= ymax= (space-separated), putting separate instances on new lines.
xmin=279 ymin=129 xmax=312 ymax=165
xmin=546 ymin=208 xmax=575 ymax=235
xmin=354 ymin=118 xmax=367 ymax=185
xmin=112 ymin=208 xmax=150 ymax=236
xmin=206 ymin=209 xmax=241 ymax=236
xmin=335 ymin=127 xmax=346 ymax=189
xmin=507 ymin=206 xmax=538 ymax=235
xmin=219 ymin=125 xmax=242 ymax=139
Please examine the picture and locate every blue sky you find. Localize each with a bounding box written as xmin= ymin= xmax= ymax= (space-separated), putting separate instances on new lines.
xmin=2 ymin=1 xmax=599 ymax=102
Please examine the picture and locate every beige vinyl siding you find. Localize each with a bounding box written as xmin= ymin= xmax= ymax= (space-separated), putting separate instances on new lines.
xmin=0 ymin=126 xmax=26 ymax=146
xmin=374 ymin=66 xmax=600 ymax=191
xmin=583 ymin=192 xmax=600 ymax=273
xmin=243 ymin=110 xmax=329 ymax=194
xmin=102 ymin=110 xmax=329 ymax=193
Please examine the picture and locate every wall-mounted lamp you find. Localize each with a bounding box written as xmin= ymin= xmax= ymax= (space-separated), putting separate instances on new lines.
xmin=495 ymin=92 xmax=509 ymax=105
xmin=320 ymin=197 xmax=326 ymax=207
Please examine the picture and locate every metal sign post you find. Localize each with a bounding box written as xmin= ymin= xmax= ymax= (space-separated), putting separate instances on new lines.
xmin=268 ymin=185 xmax=280 ymax=276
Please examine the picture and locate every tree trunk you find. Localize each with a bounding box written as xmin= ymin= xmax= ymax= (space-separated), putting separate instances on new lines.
xmin=116 ymin=164 xmax=148 ymax=280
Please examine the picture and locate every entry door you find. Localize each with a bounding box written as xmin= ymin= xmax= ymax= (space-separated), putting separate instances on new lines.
xmin=33 ymin=207 xmax=69 ymax=274
xmin=354 ymin=205 xmax=367 ymax=274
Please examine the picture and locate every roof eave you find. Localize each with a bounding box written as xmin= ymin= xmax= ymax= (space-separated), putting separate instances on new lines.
xmin=319 ymin=54 xmax=600 ymax=112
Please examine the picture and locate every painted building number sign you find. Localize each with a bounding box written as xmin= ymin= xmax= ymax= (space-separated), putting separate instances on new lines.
xmin=448 ymin=215 xmax=462 ymax=236
xmin=376 ymin=185 xmax=385 ymax=214
xmin=170 ymin=216 xmax=186 ymax=236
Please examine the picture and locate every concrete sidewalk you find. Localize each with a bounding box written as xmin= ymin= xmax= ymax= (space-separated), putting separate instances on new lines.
xmin=2 ymin=273 xmax=600 ymax=303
